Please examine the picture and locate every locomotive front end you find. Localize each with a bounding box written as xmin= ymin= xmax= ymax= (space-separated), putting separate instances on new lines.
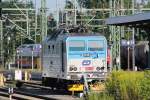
xmin=66 ymin=36 xmax=107 ymax=81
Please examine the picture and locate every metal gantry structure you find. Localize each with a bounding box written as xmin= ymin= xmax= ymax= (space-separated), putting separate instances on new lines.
xmin=0 ymin=0 xmax=37 ymax=68
xmin=64 ymin=0 xmax=110 ymax=29
xmin=0 ymin=0 xmax=3 ymax=68
xmin=1 ymin=0 xmax=150 ymax=70
xmin=41 ymin=0 xmax=47 ymax=41
xmin=109 ymin=0 xmax=124 ymax=70
xmin=0 ymin=19 xmax=3 ymax=68
xmin=0 ymin=0 xmax=48 ymax=69
xmin=109 ymin=0 xmax=150 ymax=70
xmin=64 ymin=0 xmax=150 ymax=70
xmin=64 ymin=0 xmax=123 ymax=70
xmin=2 ymin=2 xmax=37 ymax=40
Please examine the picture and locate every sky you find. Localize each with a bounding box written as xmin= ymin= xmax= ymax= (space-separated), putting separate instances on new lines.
xmin=34 ymin=0 xmax=66 ymax=13
xmin=3 ymin=0 xmax=66 ymax=11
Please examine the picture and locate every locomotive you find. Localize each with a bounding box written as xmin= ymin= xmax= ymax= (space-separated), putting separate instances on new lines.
xmin=42 ymin=29 xmax=107 ymax=91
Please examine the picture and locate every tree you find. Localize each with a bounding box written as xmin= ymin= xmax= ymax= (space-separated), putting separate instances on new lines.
xmin=65 ymin=0 xmax=73 ymax=9
xmin=1 ymin=0 xmax=35 ymax=68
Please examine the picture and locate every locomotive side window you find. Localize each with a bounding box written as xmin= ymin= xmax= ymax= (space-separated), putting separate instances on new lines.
xmin=52 ymin=45 xmax=54 ymax=50
xmin=88 ymin=40 xmax=104 ymax=51
xmin=49 ymin=44 xmax=55 ymax=54
xmin=69 ymin=40 xmax=85 ymax=51
xmin=48 ymin=45 xmax=50 ymax=50
xmin=51 ymin=44 xmax=59 ymax=54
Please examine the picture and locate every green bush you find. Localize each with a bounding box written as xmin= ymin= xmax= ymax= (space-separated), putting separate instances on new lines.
xmin=87 ymin=71 xmax=150 ymax=100
xmin=105 ymin=71 xmax=150 ymax=100
xmin=88 ymin=92 xmax=114 ymax=100
xmin=139 ymin=70 xmax=150 ymax=100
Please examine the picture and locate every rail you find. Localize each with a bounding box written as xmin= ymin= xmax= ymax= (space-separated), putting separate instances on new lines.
xmin=0 ymin=87 xmax=57 ymax=100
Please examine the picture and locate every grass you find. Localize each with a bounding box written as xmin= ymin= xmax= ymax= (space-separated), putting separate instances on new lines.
xmin=88 ymin=92 xmax=114 ymax=100
xmin=87 ymin=70 xmax=150 ymax=100
xmin=106 ymin=71 xmax=144 ymax=100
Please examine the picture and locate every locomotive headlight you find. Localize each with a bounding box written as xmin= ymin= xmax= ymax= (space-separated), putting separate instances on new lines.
xmin=74 ymin=67 xmax=77 ymax=71
xmin=69 ymin=65 xmax=75 ymax=71
xmin=67 ymin=75 xmax=71 ymax=79
xmin=101 ymin=67 xmax=105 ymax=70
xmin=69 ymin=67 xmax=74 ymax=71
xmin=96 ymin=67 xmax=101 ymax=71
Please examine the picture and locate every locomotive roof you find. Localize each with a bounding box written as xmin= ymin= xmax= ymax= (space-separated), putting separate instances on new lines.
xmin=46 ymin=28 xmax=104 ymax=41
xmin=67 ymin=32 xmax=102 ymax=36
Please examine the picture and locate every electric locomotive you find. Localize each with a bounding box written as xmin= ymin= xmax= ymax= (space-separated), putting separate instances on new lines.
xmin=42 ymin=29 xmax=107 ymax=90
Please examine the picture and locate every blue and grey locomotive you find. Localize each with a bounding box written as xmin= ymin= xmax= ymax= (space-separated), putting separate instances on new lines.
xmin=42 ymin=29 xmax=107 ymax=90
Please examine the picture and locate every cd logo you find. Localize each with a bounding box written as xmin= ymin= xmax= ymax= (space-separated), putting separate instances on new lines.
xmin=82 ymin=60 xmax=91 ymax=65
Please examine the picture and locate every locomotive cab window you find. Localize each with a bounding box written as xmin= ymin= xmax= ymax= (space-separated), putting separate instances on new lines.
xmin=88 ymin=40 xmax=104 ymax=51
xmin=52 ymin=44 xmax=56 ymax=54
xmin=69 ymin=40 xmax=85 ymax=51
xmin=48 ymin=44 xmax=55 ymax=54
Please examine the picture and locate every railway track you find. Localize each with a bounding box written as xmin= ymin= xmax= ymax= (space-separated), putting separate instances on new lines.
xmin=7 ymin=80 xmax=70 ymax=93
xmin=22 ymin=82 xmax=72 ymax=96
xmin=3 ymin=81 xmax=80 ymax=100
xmin=7 ymin=80 xmax=64 ymax=92
xmin=0 ymin=87 xmax=57 ymax=100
